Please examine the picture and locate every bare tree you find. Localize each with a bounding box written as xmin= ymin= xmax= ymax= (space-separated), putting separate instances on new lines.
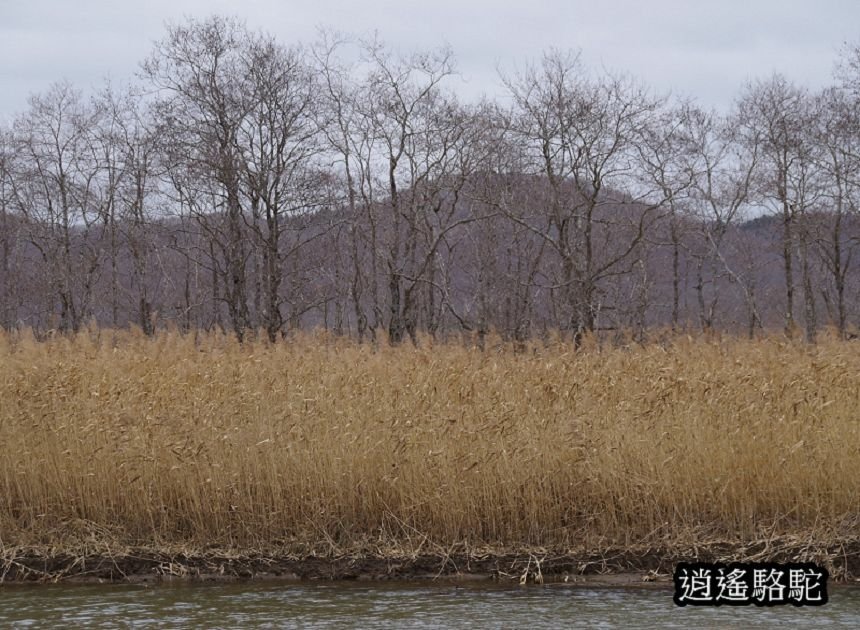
xmin=95 ymin=86 xmax=164 ymax=335
xmin=143 ymin=16 xmax=257 ymax=341
xmin=682 ymin=105 xmax=762 ymax=334
xmin=314 ymin=32 xmax=379 ymax=341
xmin=0 ymin=128 xmax=22 ymax=329
xmin=736 ymin=75 xmax=822 ymax=341
xmin=810 ymin=87 xmax=860 ymax=337
xmin=500 ymin=50 xmax=677 ymax=345
xmin=5 ymin=19 xmax=860 ymax=342
xmin=634 ymin=101 xmax=700 ymax=330
xmin=10 ymin=82 xmax=106 ymax=332
xmin=330 ymin=38 xmax=485 ymax=344
xmin=237 ymin=34 xmax=327 ymax=341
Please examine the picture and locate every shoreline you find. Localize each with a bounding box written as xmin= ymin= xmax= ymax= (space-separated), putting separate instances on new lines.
xmin=5 ymin=334 xmax=860 ymax=592
xmin=3 ymin=543 xmax=860 ymax=586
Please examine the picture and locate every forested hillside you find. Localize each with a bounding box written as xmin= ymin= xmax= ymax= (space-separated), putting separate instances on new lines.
xmin=2 ymin=16 xmax=859 ymax=344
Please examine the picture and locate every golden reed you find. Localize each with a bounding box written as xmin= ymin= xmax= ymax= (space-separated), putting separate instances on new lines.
xmin=1 ymin=327 xmax=858 ymax=555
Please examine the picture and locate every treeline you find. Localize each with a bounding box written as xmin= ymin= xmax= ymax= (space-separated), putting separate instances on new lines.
xmin=1 ymin=16 xmax=859 ymax=344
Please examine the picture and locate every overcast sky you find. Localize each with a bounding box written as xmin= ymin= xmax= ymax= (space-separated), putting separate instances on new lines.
xmin=2 ymin=0 xmax=858 ymax=121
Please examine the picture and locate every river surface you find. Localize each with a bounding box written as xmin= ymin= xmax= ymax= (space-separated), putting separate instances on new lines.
xmin=1 ymin=580 xmax=859 ymax=628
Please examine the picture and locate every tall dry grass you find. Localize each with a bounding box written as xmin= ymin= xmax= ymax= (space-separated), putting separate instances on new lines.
xmin=1 ymin=327 xmax=859 ymax=555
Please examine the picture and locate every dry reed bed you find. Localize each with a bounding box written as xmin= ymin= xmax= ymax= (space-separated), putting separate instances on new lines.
xmin=1 ymin=329 xmax=859 ymax=557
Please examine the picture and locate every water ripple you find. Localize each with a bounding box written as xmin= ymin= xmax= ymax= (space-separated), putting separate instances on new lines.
xmin=1 ymin=581 xmax=858 ymax=628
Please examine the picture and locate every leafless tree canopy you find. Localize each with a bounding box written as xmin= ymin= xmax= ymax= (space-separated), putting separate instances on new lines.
xmin=2 ymin=16 xmax=860 ymax=343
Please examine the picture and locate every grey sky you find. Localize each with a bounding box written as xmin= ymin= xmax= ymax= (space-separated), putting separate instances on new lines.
xmin=1 ymin=0 xmax=858 ymax=121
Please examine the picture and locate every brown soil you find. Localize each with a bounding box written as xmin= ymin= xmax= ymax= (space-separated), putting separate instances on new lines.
xmin=3 ymin=541 xmax=860 ymax=586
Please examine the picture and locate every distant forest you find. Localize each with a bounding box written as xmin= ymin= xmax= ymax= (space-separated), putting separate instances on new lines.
xmin=2 ymin=16 xmax=860 ymax=344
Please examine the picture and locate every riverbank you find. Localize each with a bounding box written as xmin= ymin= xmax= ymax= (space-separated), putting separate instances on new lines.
xmin=4 ymin=537 xmax=860 ymax=584
xmin=2 ymin=329 xmax=859 ymax=585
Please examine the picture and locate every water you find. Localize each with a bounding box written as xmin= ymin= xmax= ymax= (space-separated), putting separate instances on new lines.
xmin=1 ymin=581 xmax=859 ymax=628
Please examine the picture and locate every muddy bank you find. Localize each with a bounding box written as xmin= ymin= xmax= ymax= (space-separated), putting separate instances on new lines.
xmin=3 ymin=541 xmax=860 ymax=585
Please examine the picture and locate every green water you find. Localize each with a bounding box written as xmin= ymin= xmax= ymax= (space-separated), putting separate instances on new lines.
xmin=1 ymin=581 xmax=858 ymax=628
